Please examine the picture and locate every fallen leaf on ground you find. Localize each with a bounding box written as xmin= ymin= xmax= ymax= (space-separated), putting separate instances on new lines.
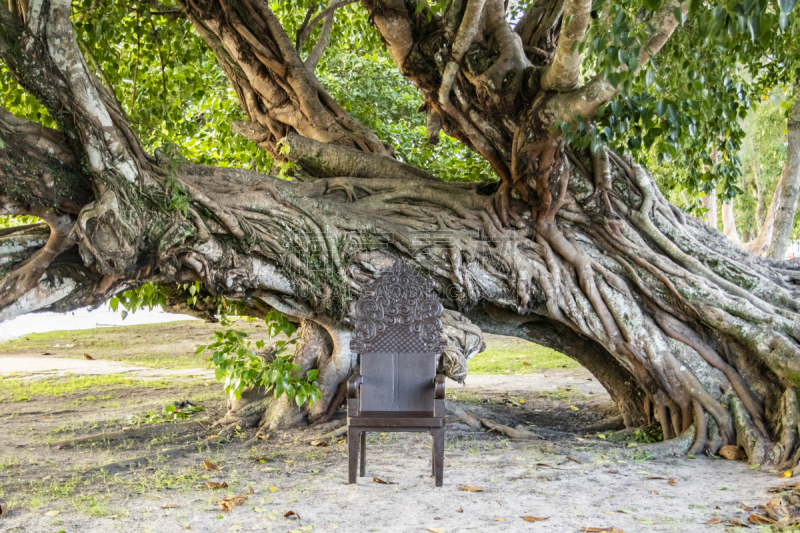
xmin=254 ymin=457 xmax=271 ymax=463
xmin=647 ymin=476 xmax=666 ymax=480
xmin=580 ymin=528 xmax=625 ymax=533
xmin=719 ymin=445 xmax=745 ymax=461
xmin=522 ymin=516 xmax=549 ymax=522
xmin=83 ymin=353 xmax=94 ymax=360
xmin=750 ymin=514 xmax=776 ymax=525
xmin=203 ymin=461 xmax=222 ymax=471
xmin=248 ymin=486 xmax=254 ymax=495
xmin=426 ymin=528 xmax=445 ymax=533
xmin=740 ymin=504 xmax=755 ymax=511
xmin=783 ymin=470 xmax=793 ymax=478
xmin=284 ymin=510 xmax=301 ymax=520
xmin=258 ymin=433 xmax=270 ymax=441
xmin=668 ymin=479 xmax=678 ymax=486
xmin=217 ymin=494 xmax=248 ymax=513
xmin=372 ymin=477 xmax=398 ymax=485
xmin=161 ymin=503 xmax=180 ymax=509
xmin=494 ymin=518 xmax=505 ymax=521
xmin=460 ymin=485 xmax=484 ymax=492
xmin=535 ymin=462 xmax=551 ymax=467
xmin=205 ymin=481 xmax=228 ymax=489
xmin=269 ymin=487 xmax=277 ymax=492
xmin=309 ymin=440 xmax=328 ymax=447
xmin=768 ymin=482 xmax=800 ymax=493
xmin=44 ymin=511 xmax=59 ymax=517
xmin=703 ymin=518 xmax=721 ymax=524
xmin=457 ymin=507 xmax=463 ymax=513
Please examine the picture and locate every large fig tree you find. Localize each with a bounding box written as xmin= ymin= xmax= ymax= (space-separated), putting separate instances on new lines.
xmin=1 ymin=0 xmax=799 ymax=465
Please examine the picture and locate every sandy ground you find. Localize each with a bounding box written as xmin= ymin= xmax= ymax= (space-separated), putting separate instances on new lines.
xmin=0 ymin=324 xmax=786 ymax=533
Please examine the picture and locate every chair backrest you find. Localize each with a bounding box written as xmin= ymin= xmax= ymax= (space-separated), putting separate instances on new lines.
xmin=351 ymin=261 xmax=447 ymax=413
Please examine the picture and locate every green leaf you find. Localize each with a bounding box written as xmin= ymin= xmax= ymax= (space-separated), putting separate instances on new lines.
xmin=643 ymin=0 xmax=664 ymax=11
xmin=645 ymin=69 xmax=655 ymax=88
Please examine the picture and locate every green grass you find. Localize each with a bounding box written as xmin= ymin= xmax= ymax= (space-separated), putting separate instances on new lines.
xmin=468 ymin=338 xmax=580 ymax=375
xmin=0 ymin=319 xmax=281 ymax=369
xmin=0 ymin=374 xmax=189 ymax=402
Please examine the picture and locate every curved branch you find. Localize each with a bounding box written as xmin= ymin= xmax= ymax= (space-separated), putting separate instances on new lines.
xmin=1 ymin=0 xmax=148 ymax=185
xmin=539 ymin=0 xmax=591 ymax=91
xmin=547 ymin=0 xmax=685 ymax=121
xmin=296 ymin=0 xmax=357 ymax=56
xmin=282 ymin=133 xmax=436 ymax=181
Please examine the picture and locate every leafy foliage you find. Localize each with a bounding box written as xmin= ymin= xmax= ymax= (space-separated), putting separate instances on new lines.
xmin=0 ymin=215 xmax=41 ymax=229
xmin=567 ymin=0 xmax=798 ymax=207
xmin=126 ymin=402 xmax=205 ymax=425
xmin=318 ymin=49 xmax=496 ymax=182
xmin=109 ymin=281 xmax=205 ymax=319
xmin=195 ymin=311 xmax=321 ymax=406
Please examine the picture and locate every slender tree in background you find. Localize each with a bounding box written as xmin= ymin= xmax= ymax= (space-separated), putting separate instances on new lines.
xmin=721 ymin=86 xmax=800 ymax=259
xmin=2 ymin=0 xmax=800 ymax=465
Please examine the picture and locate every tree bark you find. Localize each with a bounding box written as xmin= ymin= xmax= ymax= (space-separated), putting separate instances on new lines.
xmin=1 ymin=0 xmax=800 ymax=465
xmin=766 ymin=87 xmax=800 ymax=260
xmin=702 ymin=187 xmax=717 ymax=229
xmin=733 ymin=86 xmax=800 ymax=259
xmin=722 ymin=200 xmax=740 ymax=243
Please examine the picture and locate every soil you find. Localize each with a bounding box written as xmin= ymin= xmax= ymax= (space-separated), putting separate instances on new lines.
xmin=0 ymin=322 xmax=786 ymax=532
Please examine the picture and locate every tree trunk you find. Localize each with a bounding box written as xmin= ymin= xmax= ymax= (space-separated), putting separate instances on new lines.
xmin=736 ymin=86 xmax=800 ymax=258
xmin=702 ymin=187 xmax=718 ymax=229
xmin=766 ymin=86 xmax=800 ymax=260
xmin=2 ymin=0 xmax=800 ymax=466
xmin=755 ymin=161 xmax=768 ymax=231
xmin=722 ymin=200 xmax=740 ymax=243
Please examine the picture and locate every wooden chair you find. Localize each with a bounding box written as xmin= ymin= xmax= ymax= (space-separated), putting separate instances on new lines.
xmin=347 ymin=260 xmax=447 ymax=487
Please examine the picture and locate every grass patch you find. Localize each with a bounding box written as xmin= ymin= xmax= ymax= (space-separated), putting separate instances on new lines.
xmin=469 ymin=338 xmax=580 ymax=375
xmin=0 ymin=320 xmax=280 ymax=370
xmin=0 ymin=374 xmax=184 ymax=403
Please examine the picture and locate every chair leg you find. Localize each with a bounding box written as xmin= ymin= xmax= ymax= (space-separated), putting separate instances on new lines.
xmin=348 ymin=427 xmax=359 ymax=484
xmin=359 ymin=430 xmax=367 ymax=477
xmin=431 ymin=436 xmax=435 ymax=476
xmin=432 ymin=428 xmax=444 ymax=487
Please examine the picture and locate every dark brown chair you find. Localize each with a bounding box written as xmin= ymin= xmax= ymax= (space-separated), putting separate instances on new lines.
xmin=348 ymin=260 xmax=447 ymax=487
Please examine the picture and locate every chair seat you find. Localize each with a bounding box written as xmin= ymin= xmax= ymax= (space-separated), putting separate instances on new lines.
xmin=348 ymin=411 xmax=444 ymax=428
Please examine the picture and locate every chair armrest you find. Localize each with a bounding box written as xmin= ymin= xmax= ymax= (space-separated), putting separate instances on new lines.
xmin=434 ymin=373 xmax=445 ymax=400
xmin=347 ymin=371 xmax=363 ymax=399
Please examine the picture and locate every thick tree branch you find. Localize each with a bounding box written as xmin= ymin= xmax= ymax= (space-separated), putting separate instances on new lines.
xmin=181 ymin=0 xmax=389 ymax=157
xmin=282 ymin=132 xmax=436 ymax=181
xmin=1 ymin=0 xmax=149 ymax=186
xmin=539 ymin=0 xmax=591 ymax=91
xmin=547 ymin=0 xmax=685 ymax=122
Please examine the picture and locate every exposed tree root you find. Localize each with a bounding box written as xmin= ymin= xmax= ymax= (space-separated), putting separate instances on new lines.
xmin=480 ymin=418 xmax=538 ymax=440
xmin=450 ymin=405 xmax=483 ymax=430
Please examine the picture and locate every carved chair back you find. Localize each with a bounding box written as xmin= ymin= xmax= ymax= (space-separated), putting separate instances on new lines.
xmin=350 ymin=261 xmax=447 ymax=414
